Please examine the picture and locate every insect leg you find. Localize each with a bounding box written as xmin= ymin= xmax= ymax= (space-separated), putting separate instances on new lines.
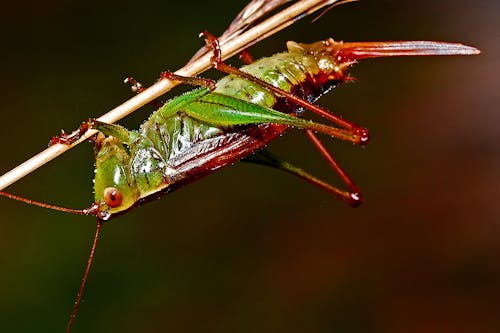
xmin=200 ymin=31 xmax=369 ymax=144
xmin=90 ymin=120 xmax=139 ymax=145
xmin=52 ymin=118 xmax=139 ymax=146
xmin=50 ymin=121 xmax=92 ymax=145
xmin=160 ymin=71 xmax=217 ymax=91
xmin=52 ymin=75 xmax=167 ymax=146
xmin=244 ymin=149 xmax=361 ymax=206
xmin=186 ymin=93 xmax=365 ymax=143
xmin=305 ymin=130 xmax=361 ymax=204
xmin=124 ymin=72 xmax=216 ymax=108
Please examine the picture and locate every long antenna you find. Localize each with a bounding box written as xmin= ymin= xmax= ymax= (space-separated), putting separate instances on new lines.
xmin=0 ymin=191 xmax=97 ymax=216
xmin=65 ymin=219 xmax=104 ymax=333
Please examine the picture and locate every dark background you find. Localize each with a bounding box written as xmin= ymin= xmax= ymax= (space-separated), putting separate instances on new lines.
xmin=0 ymin=1 xmax=498 ymax=332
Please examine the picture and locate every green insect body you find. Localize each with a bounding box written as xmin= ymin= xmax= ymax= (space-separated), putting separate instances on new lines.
xmin=85 ymin=38 xmax=479 ymax=220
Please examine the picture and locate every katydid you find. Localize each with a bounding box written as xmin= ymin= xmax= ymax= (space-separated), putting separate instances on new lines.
xmin=0 ymin=32 xmax=478 ymax=332
xmin=46 ymin=34 xmax=479 ymax=220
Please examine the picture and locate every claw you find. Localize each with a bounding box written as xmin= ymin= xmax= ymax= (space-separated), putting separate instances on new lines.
xmin=348 ymin=192 xmax=363 ymax=207
xmin=357 ymin=128 xmax=370 ymax=145
xmin=49 ymin=121 xmax=90 ymax=146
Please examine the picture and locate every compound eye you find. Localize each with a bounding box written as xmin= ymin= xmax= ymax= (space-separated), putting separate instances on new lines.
xmin=103 ymin=187 xmax=123 ymax=208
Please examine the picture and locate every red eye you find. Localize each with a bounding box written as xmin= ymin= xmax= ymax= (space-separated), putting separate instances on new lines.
xmin=103 ymin=187 xmax=123 ymax=208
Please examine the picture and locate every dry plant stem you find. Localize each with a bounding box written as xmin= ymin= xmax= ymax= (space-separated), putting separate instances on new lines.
xmin=0 ymin=0 xmax=341 ymax=192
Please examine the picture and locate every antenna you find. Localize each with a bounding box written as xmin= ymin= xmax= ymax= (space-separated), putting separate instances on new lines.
xmin=0 ymin=191 xmax=99 ymax=216
xmin=65 ymin=219 xmax=104 ymax=333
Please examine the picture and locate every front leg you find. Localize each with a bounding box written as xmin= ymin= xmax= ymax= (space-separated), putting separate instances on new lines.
xmin=50 ymin=119 xmax=138 ymax=146
xmin=50 ymin=120 xmax=92 ymax=146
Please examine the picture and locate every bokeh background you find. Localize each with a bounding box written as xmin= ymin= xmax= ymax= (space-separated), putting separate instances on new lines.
xmin=0 ymin=0 xmax=498 ymax=332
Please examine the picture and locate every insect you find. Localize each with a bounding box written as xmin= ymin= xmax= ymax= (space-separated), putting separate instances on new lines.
xmin=0 ymin=16 xmax=479 ymax=333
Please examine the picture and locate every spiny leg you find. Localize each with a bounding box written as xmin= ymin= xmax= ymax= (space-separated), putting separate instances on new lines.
xmin=200 ymin=30 xmax=369 ymax=144
xmin=160 ymin=71 xmax=217 ymax=91
xmin=50 ymin=121 xmax=91 ymax=146
xmin=305 ymin=130 xmax=362 ymax=204
xmin=125 ymin=72 xmax=217 ymax=110
xmin=184 ymin=92 xmax=364 ymax=142
xmin=51 ymin=119 xmax=138 ymax=146
xmin=244 ymin=149 xmax=360 ymax=206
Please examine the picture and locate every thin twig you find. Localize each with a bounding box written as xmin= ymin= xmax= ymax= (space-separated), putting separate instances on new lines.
xmin=0 ymin=0 xmax=343 ymax=191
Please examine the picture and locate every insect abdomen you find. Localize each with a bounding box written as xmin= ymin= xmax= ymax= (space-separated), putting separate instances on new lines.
xmin=214 ymin=52 xmax=336 ymax=110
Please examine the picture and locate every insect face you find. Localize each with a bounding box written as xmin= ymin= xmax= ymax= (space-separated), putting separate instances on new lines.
xmin=93 ymin=136 xmax=139 ymax=219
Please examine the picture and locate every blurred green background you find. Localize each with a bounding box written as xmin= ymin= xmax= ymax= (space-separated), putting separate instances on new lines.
xmin=0 ymin=0 xmax=498 ymax=332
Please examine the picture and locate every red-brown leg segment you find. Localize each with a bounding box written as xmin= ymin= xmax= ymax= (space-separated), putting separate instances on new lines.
xmin=244 ymin=149 xmax=360 ymax=206
xmin=160 ymin=70 xmax=217 ymax=91
xmin=50 ymin=121 xmax=91 ymax=146
xmin=305 ymin=130 xmax=362 ymax=205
